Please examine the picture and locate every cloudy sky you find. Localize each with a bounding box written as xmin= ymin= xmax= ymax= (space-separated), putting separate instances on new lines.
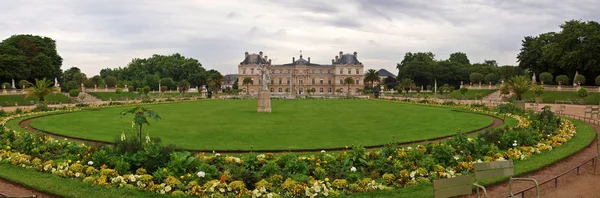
xmin=1 ymin=0 xmax=598 ymax=76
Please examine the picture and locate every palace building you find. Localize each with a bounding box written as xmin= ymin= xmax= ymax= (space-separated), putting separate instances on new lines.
xmin=237 ymin=51 xmax=364 ymax=95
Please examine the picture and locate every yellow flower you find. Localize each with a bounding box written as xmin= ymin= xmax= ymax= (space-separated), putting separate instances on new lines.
xmin=6 ymin=146 xmax=10 ymax=149
xmin=180 ymin=176 xmax=185 ymax=179
xmin=345 ymin=146 xmax=349 ymax=149
xmin=163 ymin=168 xmax=167 ymax=173
xmin=67 ymin=160 xmax=72 ymax=163
xmin=316 ymin=163 xmax=320 ymax=166
xmin=325 ymin=178 xmax=329 ymax=182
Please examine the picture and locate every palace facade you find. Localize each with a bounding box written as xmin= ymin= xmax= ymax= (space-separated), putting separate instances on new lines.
xmin=237 ymin=51 xmax=364 ymax=95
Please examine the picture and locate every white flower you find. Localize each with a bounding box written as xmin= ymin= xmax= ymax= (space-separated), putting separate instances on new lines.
xmin=75 ymin=172 xmax=81 ymax=177
xmin=120 ymin=132 xmax=126 ymax=141
xmin=453 ymin=155 xmax=460 ymax=160
xmin=88 ymin=161 xmax=93 ymax=166
xmin=350 ymin=167 xmax=357 ymax=172
xmin=145 ymin=135 xmax=151 ymax=143
xmin=320 ymin=150 xmax=326 ymax=154
xmin=64 ymin=138 xmax=67 ymax=140
xmin=197 ymin=171 xmax=206 ymax=178
xmin=165 ymin=185 xmax=172 ymax=192
xmin=215 ymin=153 xmax=221 ymax=157
xmin=407 ymin=146 xmax=412 ymax=150
xmin=219 ymin=188 xmax=225 ymax=193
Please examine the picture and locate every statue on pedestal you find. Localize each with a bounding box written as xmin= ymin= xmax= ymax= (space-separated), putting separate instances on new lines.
xmin=257 ymin=64 xmax=272 ymax=112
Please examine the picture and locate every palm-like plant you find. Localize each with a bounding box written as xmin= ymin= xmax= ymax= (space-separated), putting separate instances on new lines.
xmin=177 ymin=80 xmax=190 ymax=94
xmin=24 ymin=78 xmax=57 ymax=102
xmin=398 ymin=78 xmax=415 ymax=94
xmin=343 ymin=77 xmax=355 ymax=95
xmin=364 ymin=69 xmax=379 ymax=88
xmin=208 ymin=73 xmax=224 ymax=96
xmin=508 ymin=76 xmax=532 ymax=101
xmin=121 ymin=106 xmax=161 ymax=149
xmin=242 ymin=77 xmax=253 ymax=95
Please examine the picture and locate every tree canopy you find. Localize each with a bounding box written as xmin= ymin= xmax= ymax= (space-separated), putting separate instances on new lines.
xmin=517 ymin=20 xmax=600 ymax=85
xmin=0 ymin=34 xmax=63 ymax=83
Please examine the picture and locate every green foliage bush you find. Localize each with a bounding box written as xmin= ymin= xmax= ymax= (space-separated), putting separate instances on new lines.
xmin=555 ymin=75 xmax=569 ymax=85
xmin=578 ymin=87 xmax=588 ymax=98
xmin=68 ymin=89 xmax=80 ymax=97
xmin=539 ymin=72 xmax=553 ymax=84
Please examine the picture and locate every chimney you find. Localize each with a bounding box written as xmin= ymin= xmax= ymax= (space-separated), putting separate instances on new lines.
xmin=259 ymin=51 xmax=263 ymax=57
xmin=264 ymin=55 xmax=268 ymax=60
xmin=308 ymin=57 xmax=310 ymax=63
xmin=269 ymin=59 xmax=272 ymax=64
xmin=335 ymin=55 xmax=339 ymax=61
xmin=245 ymin=52 xmax=249 ymax=57
xmin=332 ymin=59 xmax=334 ymax=64
xmin=339 ymin=51 xmax=343 ymax=57
xmin=292 ymin=57 xmax=295 ymax=62
xmin=353 ymin=52 xmax=357 ymax=57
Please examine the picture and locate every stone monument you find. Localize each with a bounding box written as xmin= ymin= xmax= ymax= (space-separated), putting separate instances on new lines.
xmin=257 ymin=64 xmax=271 ymax=113
xmin=201 ymin=85 xmax=208 ymax=98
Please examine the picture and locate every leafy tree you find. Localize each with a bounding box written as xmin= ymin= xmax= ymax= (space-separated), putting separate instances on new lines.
xmin=160 ymin=86 xmax=167 ymax=94
xmin=595 ymin=75 xmax=600 ymax=86
xmin=484 ymin=73 xmax=498 ymax=84
xmin=383 ymin=76 xmax=397 ymax=90
xmin=115 ymin=88 xmax=122 ymax=95
xmin=61 ymin=81 xmax=79 ymax=92
xmin=232 ymin=78 xmax=239 ymax=90
xmin=207 ymin=72 xmax=224 ymax=95
xmin=310 ymin=88 xmax=316 ymax=95
xmin=574 ymin=74 xmax=586 ymax=85
xmin=578 ymin=87 xmax=588 ymax=98
xmin=364 ymin=69 xmax=379 ymax=88
xmin=555 ymin=75 xmax=569 ymax=85
xmin=0 ymin=34 xmax=63 ymax=82
xmin=83 ymin=79 xmax=95 ymax=88
xmin=398 ymin=78 xmax=415 ymax=94
xmin=24 ymin=78 xmax=57 ymax=102
xmin=62 ymin=67 xmax=81 ymax=83
xmin=500 ymin=84 xmax=510 ymax=96
xmin=69 ymin=89 xmax=80 ymax=97
xmin=343 ymin=77 xmax=355 ymax=95
xmin=483 ymin=60 xmax=498 ymax=67
xmin=142 ymin=86 xmax=151 ymax=95
xmin=72 ymin=73 xmax=87 ymax=85
xmin=120 ymin=106 xmax=161 ymax=149
xmin=539 ymin=72 xmax=553 ymax=84
xmin=469 ymin=73 xmax=484 ymax=84
xmin=508 ymin=76 xmax=531 ymax=101
xmin=90 ymin=75 xmax=104 ymax=86
xmin=144 ymin=74 xmax=160 ymax=91
xmin=177 ymin=80 xmax=190 ymax=94
xmin=448 ymin=52 xmax=470 ymax=65
xmin=459 ymin=87 xmax=468 ymax=96
xmin=160 ymin=77 xmax=175 ymax=90
xmin=104 ymin=76 xmax=117 ymax=88
xmin=2 ymin=82 xmax=11 ymax=90
xmin=18 ymin=80 xmax=30 ymax=89
xmin=532 ymin=85 xmax=545 ymax=97
xmin=242 ymin=77 xmax=253 ymax=95
xmin=498 ymin=66 xmax=517 ymax=80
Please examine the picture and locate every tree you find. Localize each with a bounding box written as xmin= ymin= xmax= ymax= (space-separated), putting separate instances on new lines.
xmin=160 ymin=77 xmax=175 ymax=90
xmin=18 ymin=80 xmax=30 ymax=89
xmin=398 ymin=78 xmax=415 ymax=94
xmin=508 ymin=76 xmax=531 ymax=101
xmin=555 ymin=75 xmax=570 ymax=85
xmin=364 ymin=69 xmax=379 ymax=88
xmin=242 ymin=77 xmax=253 ymax=95
xmin=578 ymin=87 xmax=588 ymax=99
xmin=144 ymin=74 xmax=160 ymax=91
xmin=69 ymin=89 xmax=80 ymax=97
xmin=539 ymin=72 xmax=553 ymax=84
xmin=595 ymin=75 xmax=600 ymax=86
xmin=142 ymin=86 xmax=151 ymax=95
xmin=498 ymin=66 xmax=517 ymax=80
xmin=310 ymin=88 xmax=316 ymax=95
xmin=574 ymin=74 xmax=586 ymax=85
xmin=177 ymin=80 xmax=190 ymax=94
xmin=483 ymin=60 xmax=498 ymax=67
xmin=469 ymin=73 xmax=484 ymax=84
xmin=484 ymin=73 xmax=499 ymax=84
xmin=90 ymin=75 xmax=104 ymax=86
xmin=343 ymin=77 xmax=355 ymax=95
xmin=383 ymin=76 xmax=397 ymax=90
xmin=61 ymin=81 xmax=79 ymax=92
xmin=62 ymin=67 xmax=81 ymax=83
xmin=24 ymin=78 xmax=57 ymax=102
xmin=532 ymin=85 xmax=545 ymax=97
xmin=0 ymin=34 xmax=63 ymax=83
xmin=448 ymin=52 xmax=470 ymax=65
xmin=459 ymin=87 xmax=468 ymax=98
xmin=120 ymin=106 xmax=161 ymax=149
xmin=104 ymin=76 xmax=117 ymax=88
xmin=232 ymin=78 xmax=239 ymax=90
xmin=207 ymin=72 xmax=224 ymax=95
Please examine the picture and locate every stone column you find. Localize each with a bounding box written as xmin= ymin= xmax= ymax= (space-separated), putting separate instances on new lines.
xmin=257 ymin=90 xmax=271 ymax=113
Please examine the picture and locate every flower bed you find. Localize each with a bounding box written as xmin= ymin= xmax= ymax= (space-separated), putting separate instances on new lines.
xmin=0 ymin=100 xmax=578 ymax=197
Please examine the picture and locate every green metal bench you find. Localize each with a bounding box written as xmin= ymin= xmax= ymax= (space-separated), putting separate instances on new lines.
xmin=433 ymin=175 xmax=480 ymax=198
xmin=473 ymin=160 xmax=539 ymax=198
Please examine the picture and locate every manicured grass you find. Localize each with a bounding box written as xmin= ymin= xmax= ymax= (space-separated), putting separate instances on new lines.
xmin=88 ymin=92 xmax=140 ymax=101
xmin=448 ymin=89 xmax=497 ymax=100
xmin=149 ymin=92 xmax=200 ymax=97
xmin=516 ymin=90 xmax=600 ymax=104
xmin=0 ymin=162 xmax=168 ymax=198
xmin=0 ymin=94 xmax=71 ymax=106
xmin=28 ymin=100 xmax=493 ymax=150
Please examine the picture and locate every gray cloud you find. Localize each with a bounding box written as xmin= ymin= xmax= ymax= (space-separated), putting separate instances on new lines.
xmin=1 ymin=0 xmax=599 ymax=76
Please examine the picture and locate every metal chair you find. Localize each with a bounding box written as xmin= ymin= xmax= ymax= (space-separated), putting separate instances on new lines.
xmin=557 ymin=105 xmax=566 ymax=115
xmin=433 ymin=175 xmax=479 ymax=198
xmin=473 ymin=161 xmax=539 ymax=198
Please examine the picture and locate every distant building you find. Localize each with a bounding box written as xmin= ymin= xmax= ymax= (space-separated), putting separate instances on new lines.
xmin=237 ymin=51 xmax=365 ymax=95
xmin=223 ymin=74 xmax=238 ymax=89
xmin=377 ymin=69 xmax=396 ymax=81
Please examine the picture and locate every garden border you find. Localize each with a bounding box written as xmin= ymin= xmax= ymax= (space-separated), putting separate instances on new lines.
xmin=14 ymin=102 xmax=504 ymax=154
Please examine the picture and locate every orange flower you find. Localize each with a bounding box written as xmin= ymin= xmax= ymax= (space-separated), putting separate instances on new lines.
xmin=220 ymin=175 xmax=227 ymax=182
xmin=101 ymin=164 xmax=107 ymax=169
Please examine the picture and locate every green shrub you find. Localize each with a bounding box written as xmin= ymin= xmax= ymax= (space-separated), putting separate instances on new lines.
xmin=499 ymin=128 xmax=540 ymax=149
xmin=555 ymin=75 xmax=569 ymax=85
xmin=578 ymin=88 xmax=588 ymax=98
xmin=68 ymin=89 xmax=80 ymax=97
xmin=539 ymin=72 xmax=553 ymax=84
xmin=260 ymin=161 xmax=280 ymax=177
xmin=532 ymin=85 xmax=544 ymax=97
xmin=115 ymin=159 xmax=131 ymax=174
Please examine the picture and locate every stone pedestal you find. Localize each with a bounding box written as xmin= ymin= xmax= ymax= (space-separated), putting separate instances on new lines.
xmin=257 ymin=90 xmax=271 ymax=113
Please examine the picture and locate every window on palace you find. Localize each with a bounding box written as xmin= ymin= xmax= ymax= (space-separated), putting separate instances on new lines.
xmin=320 ymin=79 xmax=323 ymax=84
xmin=356 ymin=69 xmax=359 ymax=74
xmin=328 ymin=70 xmax=331 ymax=74
xmin=356 ymin=88 xmax=359 ymax=93
xmin=328 ymin=79 xmax=331 ymax=85
xmin=320 ymin=70 xmax=323 ymax=73
xmin=243 ymin=69 xmax=247 ymax=74
xmin=278 ymin=88 xmax=282 ymax=93
xmin=251 ymin=68 xmax=254 ymax=74
xmin=278 ymin=78 xmax=282 ymax=84
xmin=270 ymin=88 xmax=274 ymax=92
xmin=312 ymin=79 xmax=315 ymax=84
xmin=287 ymin=79 xmax=290 ymax=84
xmin=328 ymin=88 xmax=332 ymax=93
xmin=355 ymin=80 xmax=359 ymax=85
xmin=347 ymin=69 xmax=351 ymax=74
xmin=299 ymin=79 xmax=304 ymax=84
xmin=339 ymin=69 xmax=343 ymax=74
xmin=339 ymin=80 xmax=343 ymax=84
xmin=320 ymin=88 xmax=323 ymax=93
xmin=271 ymin=79 xmax=274 ymax=84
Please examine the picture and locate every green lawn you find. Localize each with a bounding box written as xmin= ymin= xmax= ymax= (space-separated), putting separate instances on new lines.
xmin=28 ymin=100 xmax=493 ymax=150
xmin=448 ymin=89 xmax=497 ymax=100
xmin=516 ymin=90 xmax=600 ymax=104
xmin=88 ymin=92 xmax=140 ymax=101
xmin=0 ymin=93 xmax=71 ymax=106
